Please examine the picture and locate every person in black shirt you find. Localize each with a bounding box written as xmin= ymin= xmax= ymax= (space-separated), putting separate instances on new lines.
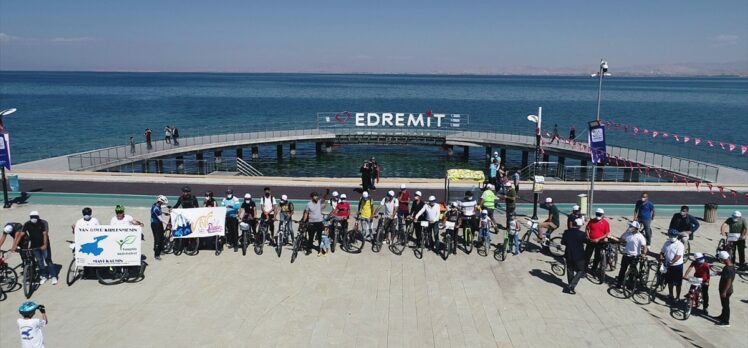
xmin=203 ymin=191 xmax=216 ymax=207
xmin=173 ymin=186 xmax=198 ymax=209
xmin=567 ymin=205 xmax=583 ymax=229
xmin=239 ymin=193 xmax=257 ymax=235
xmin=410 ymin=191 xmax=426 ymax=246
xmin=668 ymin=205 xmax=700 ymax=241
xmin=1 ymin=222 xmax=22 ymax=249
xmin=360 ymin=160 xmax=373 ymax=193
xmin=20 ymin=211 xmax=57 ymax=285
xmin=562 ymin=218 xmax=587 ymax=294
xmin=714 ymin=251 xmax=735 ymax=327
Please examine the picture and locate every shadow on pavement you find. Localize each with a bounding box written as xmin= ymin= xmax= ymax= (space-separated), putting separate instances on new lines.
xmin=529 ymin=268 xmax=565 ymax=289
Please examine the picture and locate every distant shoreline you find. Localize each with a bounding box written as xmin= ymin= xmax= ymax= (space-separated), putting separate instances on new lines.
xmin=1 ymin=70 xmax=746 ymax=79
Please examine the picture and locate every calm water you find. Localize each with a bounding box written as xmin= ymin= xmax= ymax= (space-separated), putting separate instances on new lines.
xmin=1 ymin=72 xmax=746 ymax=176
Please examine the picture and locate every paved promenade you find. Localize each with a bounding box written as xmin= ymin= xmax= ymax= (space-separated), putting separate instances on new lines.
xmin=0 ymin=204 xmax=745 ymax=347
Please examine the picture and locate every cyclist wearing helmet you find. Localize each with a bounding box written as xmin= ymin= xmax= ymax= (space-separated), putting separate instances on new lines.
xmin=260 ymin=187 xmax=278 ymax=244
xmin=660 ymin=228 xmax=686 ymax=304
xmin=173 ymin=186 xmax=199 ymax=209
xmin=278 ymin=194 xmax=295 ymax=237
xmin=222 ymin=188 xmax=241 ymax=248
xmin=414 ymin=195 xmax=441 ymax=250
xmin=459 ymin=191 xmax=479 ymax=244
xmin=374 ymin=190 xmax=398 ymax=244
xmin=150 ymin=196 xmax=170 ymax=260
xmin=615 ymin=221 xmax=648 ymax=287
xmin=567 ymin=205 xmax=583 ymax=229
xmin=585 ymin=208 xmax=610 ymax=274
xmin=110 ymin=205 xmax=144 ymax=227
xmin=444 ymin=202 xmax=461 ymax=254
xmin=239 ymin=193 xmax=257 ymax=235
xmin=683 ymin=252 xmax=711 ymax=313
xmin=1 ymin=222 xmax=22 ymax=249
xmin=21 ymin=211 xmax=57 ymax=285
xmin=203 ymin=191 xmax=216 ymax=207
xmin=357 ymin=191 xmax=374 ymax=240
xmin=409 ymin=191 xmax=426 ymax=244
xmin=17 ymin=301 xmax=48 ymax=348
xmin=303 ymin=191 xmax=328 ymax=254
xmin=328 ymin=191 xmax=340 ymax=212
xmin=71 ymin=207 xmax=100 ymax=234
xmin=330 ymin=193 xmax=351 ymax=249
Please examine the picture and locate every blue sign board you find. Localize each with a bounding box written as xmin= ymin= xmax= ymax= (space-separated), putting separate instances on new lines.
xmin=0 ymin=133 xmax=11 ymax=170
xmin=587 ymin=121 xmax=607 ymax=165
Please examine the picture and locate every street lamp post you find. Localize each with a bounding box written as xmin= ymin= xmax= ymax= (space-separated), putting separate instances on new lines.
xmin=527 ymin=107 xmax=542 ymax=220
xmin=0 ymin=108 xmax=17 ymax=208
xmin=588 ymin=60 xmax=609 ymax=216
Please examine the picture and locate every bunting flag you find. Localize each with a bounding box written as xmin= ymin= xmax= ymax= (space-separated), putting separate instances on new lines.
xmin=674 ymin=135 xmax=680 ymax=142
xmin=729 ymin=144 xmax=736 ymax=152
xmin=615 ymin=123 xmax=621 ymax=130
xmin=633 ymin=127 xmax=639 ymax=135
xmin=745 ymin=193 xmax=748 ymax=201
xmin=643 ymin=129 xmax=649 ymax=135
xmin=655 ymin=168 xmax=661 ymax=178
xmin=645 ymin=166 xmax=651 ymax=176
xmin=683 ymin=177 xmax=689 ymax=186
xmin=718 ymin=186 xmax=726 ymax=198
xmin=606 ymin=121 xmax=612 ymax=129
xmin=624 ymin=125 xmax=629 ymax=133
xmin=672 ymin=174 xmax=678 ymax=183
xmin=743 ymin=146 xmax=748 ymax=155
xmin=707 ymin=183 xmax=714 ymax=193
xmin=683 ymin=136 xmax=690 ymax=143
xmin=652 ymin=131 xmax=659 ymax=138
xmin=707 ymin=140 xmax=714 ymax=147
xmin=730 ymin=190 xmax=738 ymax=202
xmin=694 ymin=181 xmax=700 ymax=191
xmin=662 ymin=133 xmax=669 ymax=138
xmin=695 ymin=138 xmax=701 ymax=145
xmin=719 ymin=142 xmax=725 ymax=150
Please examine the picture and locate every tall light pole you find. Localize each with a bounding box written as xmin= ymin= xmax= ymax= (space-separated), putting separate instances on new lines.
xmin=527 ymin=107 xmax=542 ymax=220
xmin=0 ymin=108 xmax=17 ymax=208
xmin=588 ymin=60 xmax=609 ymax=216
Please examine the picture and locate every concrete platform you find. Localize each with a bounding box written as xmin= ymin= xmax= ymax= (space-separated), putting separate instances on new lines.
xmin=0 ymin=204 xmax=745 ymax=347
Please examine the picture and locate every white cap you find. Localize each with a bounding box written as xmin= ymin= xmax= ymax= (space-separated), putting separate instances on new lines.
xmin=595 ymin=208 xmax=605 ymax=214
xmin=733 ymin=211 xmax=742 ymax=218
xmin=29 ymin=211 xmax=39 ymax=216
xmin=572 ymin=205 xmax=580 ymax=211
xmin=717 ymin=250 xmax=730 ymax=260
xmin=340 ymin=194 xmax=347 ymax=199
xmin=574 ymin=218 xmax=585 ymax=227
xmin=388 ymin=190 xmax=395 ymax=197
xmin=281 ymin=194 xmax=288 ymax=201
xmin=486 ymin=184 xmax=495 ymax=190
xmin=362 ymin=192 xmax=369 ymax=198
xmin=451 ymin=201 xmax=458 ymax=207
xmin=400 ymin=184 xmax=406 ymax=189
xmin=481 ymin=209 xmax=488 ymax=214
xmin=628 ymin=221 xmax=641 ymax=229
xmin=504 ymin=181 xmax=512 ymax=187
xmin=493 ymin=151 xmax=499 ymax=156
xmin=415 ymin=191 xmax=422 ymax=197
xmin=428 ymin=195 xmax=436 ymax=202
xmin=694 ymin=252 xmax=704 ymax=260
xmin=545 ymin=197 xmax=553 ymax=203
xmin=4 ymin=224 xmax=13 ymax=233
xmin=332 ymin=191 xmax=339 ymax=197
xmin=157 ymin=195 xmax=169 ymax=204
xmin=244 ymin=193 xmax=251 ymax=199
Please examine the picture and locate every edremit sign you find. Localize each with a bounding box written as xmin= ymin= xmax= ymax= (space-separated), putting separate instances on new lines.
xmin=319 ymin=112 xmax=466 ymax=128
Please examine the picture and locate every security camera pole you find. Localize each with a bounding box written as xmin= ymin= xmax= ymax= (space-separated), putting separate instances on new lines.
xmin=588 ymin=60 xmax=610 ymax=216
xmin=527 ymin=107 xmax=542 ymax=220
xmin=0 ymin=108 xmax=17 ymax=208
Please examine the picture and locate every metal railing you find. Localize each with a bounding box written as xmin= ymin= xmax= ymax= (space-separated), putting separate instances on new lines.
xmin=236 ymin=158 xmax=264 ymax=176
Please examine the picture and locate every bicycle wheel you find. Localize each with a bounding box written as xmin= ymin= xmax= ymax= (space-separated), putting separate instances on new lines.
xmin=548 ymin=236 xmax=565 ymax=257
xmin=441 ymin=234 xmax=451 ymax=260
xmin=162 ymin=235 xmax=174 ymax=254
xmin=606 ymin=248 xmax=618 ymax=272
xmin=22 ymin=264 xmax=34 ymax=299
xmin=254 ymin=228 xmax=265 ymax=256
xmin=242 ymin=231 xmax=249 ymax=256
xmin=331 ymin=226 xmax=339 ymax=253
xmin=622 ymin=268 xmax=637 ymax=299
xmin=290 ymin=234 xmax=302 ymax=264
xmin=519 ymin=231 xmax=531 ymax=253
xmin=551 ymin=261 xmax=565 ymax=276
xmin=715 ymin=238 xmax=725 ymax=256
xmin=483 ymin=235 xmax=491 ymax=256
xmin=173 ymin=238 xmax=184 ymax=256
xmin=345 ymin=228 xmax=364 ymax=254
xmin=0 ymin=265 xmax=18 ymax=292
xmin=415 ymin=233 xmax=424 ymax=259
xmin=275 ymin=231 xmax=282 ymax=257
xmin=124 ymin=262 xmax=145 ymax=283
xmin=391 ymin=228 xmax=407 ymax=256
xmin=496 ymin=242 xmax=507 ymax=262
xmin=372 ymin=225 xmax=383 ymax=253
xmin=215 ymin=235 xmax=223 ymax=256
xmin=683 ymin=295 xmax=692 ymax=320
xmin=185 ymin=238 xmax=199 ymax=256
xmin=96 ymin=266 xmax=127 ymax=285
xmin=65 ymin=259 xmax=82 ymax=286
xmin=464 ymin=228 xmax=474 ymax=254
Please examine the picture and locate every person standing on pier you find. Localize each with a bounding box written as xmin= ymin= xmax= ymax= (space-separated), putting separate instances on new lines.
xmin=360 ymin=160 xmax=373 ymax=192
xmin=634 ymin=192 xmax=656 ymax=247
xmin=144 ymin=128 xmax=152 ymax=150
xmin=164 ymin=126 xmax=172 ymax=144
xmin=370 ymin=157 xmax=380 ymax=190
xmin=569 ymin=125 xmax=576 ymax=141
xmin=172 ymin=126 xmax=180 ymax=145
xmin=129 ymin=137 xmax=135 ymax=154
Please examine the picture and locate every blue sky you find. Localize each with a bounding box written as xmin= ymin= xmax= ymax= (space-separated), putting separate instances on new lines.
xmin=0 ymin=0 xmax=746 ymax=73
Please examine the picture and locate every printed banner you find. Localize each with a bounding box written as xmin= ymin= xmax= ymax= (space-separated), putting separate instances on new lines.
xmin=170 ymin=207 xmax=226 ymax=238
xmin=0 ymin=133 xmax=11 ymax=170
xmin=588 ymin=121 xmax=608 ymax=165
xmin=74 ymin=225 xmax=142 ymax=267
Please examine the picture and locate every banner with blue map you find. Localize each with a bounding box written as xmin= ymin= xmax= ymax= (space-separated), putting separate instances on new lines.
xmin=74 ymin=225 xmax=142 ymax=267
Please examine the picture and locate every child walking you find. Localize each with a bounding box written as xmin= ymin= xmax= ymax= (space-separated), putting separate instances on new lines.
xmin=17 ymin=301 xmax=48 ymax=348
xmin=319 ymin=227 xmax=330 ymax=256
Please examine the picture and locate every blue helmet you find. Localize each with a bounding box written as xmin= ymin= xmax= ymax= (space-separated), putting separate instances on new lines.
xmin=668 ymin=228 xmax=681 ymax=237
xmin=18 ymin=301 xmax=39 ymax=315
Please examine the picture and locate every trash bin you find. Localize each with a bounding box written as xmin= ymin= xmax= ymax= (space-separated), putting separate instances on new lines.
xmin=704 ymin=203 xmax=718 ymax=223
xmin=577 ymin=194 xmax=588 ymax=217
xmin=7 ymin=175 xmax=19 ymax=192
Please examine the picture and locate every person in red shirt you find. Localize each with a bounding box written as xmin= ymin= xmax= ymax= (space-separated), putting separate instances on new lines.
xmin=683 ymin=252 xmax=710 ymax=313
xmin=332 ymin=193 xmax=351 ymax=236
xmin=585 ymin=208 xmax=610 ymax=272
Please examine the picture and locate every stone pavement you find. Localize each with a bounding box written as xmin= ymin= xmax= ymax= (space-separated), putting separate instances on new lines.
xmin=0 ymin=205 xmax=746 ymax=347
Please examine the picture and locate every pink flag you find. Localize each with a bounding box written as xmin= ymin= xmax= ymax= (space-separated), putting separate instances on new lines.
xmin=615 ymin=123 xmax=621 ymax=130
xmin=745 ymin=193 xmax=748 ymax=201
xmin=624 ymin=125 xmax=629 ymax=133
xmin=683 ymin=136 xmax=690 ymax=143
xmin=674 ymin=135 xmax=680 ymax=142
xmin=729 ymin=144 xmax=736 ymax=152
xmin=672 ymin=174 xmax=678 ymax=183
xmin=662 ymin=133 xmax=669 ymax=138
xmin=643 ymin=129 xmax=649 ymax=135
xmin=742 ymin=146 xmax=747 ymax=155
xmin=694 ymin=138 xmax=701 ymax=146
xmin=606 ymin=121 xmax=612 ymax=129
xmin=655 ymin=168 xmax=661 ymax=178
xmin=694 ymin=181 xmax=700 ymax=191
xmin=718 ymin=186 xmax=726 ymax=198
xmin=707 ymin=183 xmax=713 ymax=193
xmin=730 ymin=190 xmax=738 ymax=202
xmin=683 ymin=177 xmax=689 ymax=186
xmin=637 ymin=163 xmax=643 ymax=173
xmin=707 ymin=140 xmax=714 ymax=147
xmin=633 ymin=127 xmax=639 ymax=135
xmin=719 ymin=142 xmax=725 ymax=150
xmin=645 ymin=166 xmax=651 ymax=176
xmin=652 ymin=131 xmax=659 ymax=138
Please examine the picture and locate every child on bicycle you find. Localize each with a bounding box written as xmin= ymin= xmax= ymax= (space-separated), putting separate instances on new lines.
xmin=319 ymin=227 xmax=330 ymax=257
xmin=444 ymin=202 xmax=461 ymax=254
xmin=17 ymin=301 xmax=48 ymax=348
xmin=507 ymin=213 xmax=522 ymax=255
xmin=479 ymin=210 xmax=493 ymax=246
xmin=683 ymin=252 xmax=710 ymax=313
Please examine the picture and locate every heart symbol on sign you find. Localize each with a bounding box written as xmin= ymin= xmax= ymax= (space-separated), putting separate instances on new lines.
xmin=335 ymin=112 xmax=352 ymax=124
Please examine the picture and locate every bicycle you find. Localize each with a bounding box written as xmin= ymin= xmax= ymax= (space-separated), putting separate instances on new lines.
xmin=161 ymin=205 xmax=174 ymax=255
xmin=477 ymin=224 xmax=491 ymax=257
xmin=390 ymin=217 xmax=409 ymax=256
xmin=238 ymin=222 xmax=251 ymax=256
xmin=620 ymin=256 xmax=652 ymax=303
xmin=328 ymin=218 xmax=343 ymax=254
xmin=462 ymin=217 xmax=476 ymax=254
xmin=342 ymin=217 xmax=365 ymax=254
xmin=254 ymin=217 xmax=270 ymax=256
xmin=681 ymin=277 xmax=704 ymax=320
xmin=372 ymin=213 xmax=388 ymax=253
xmin=172 ymin=236 xmax=199 ymax=256
xmin=65 ymin=240 xmax=84 ymax=286
xmin=290 ymin=221 xmax=308 ymax=264
xmin=275 ymin=218 xmax=294 ymax=258
xmin=19 ymin=248 xmax=40 ymax=299
xmin=649 ymin=260 xmax=667 ymax=302
xmin=716 ymin=233 xmax=739 ymax=262
xmin=441 ymin=220 xmax=457 ymax=260
xmin=519 ymin=220 xmax=543 ymax=253
xmin=414 ymin=220 xmax=428 ymax=259
xmin=588 ymin=241 xmax=618 ymax=284
xmin=0 ymin=250 xmax=18 ymax=293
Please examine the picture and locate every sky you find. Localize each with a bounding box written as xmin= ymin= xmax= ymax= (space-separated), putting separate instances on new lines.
xmin=0 ymin=0 xmax=746 ymax=74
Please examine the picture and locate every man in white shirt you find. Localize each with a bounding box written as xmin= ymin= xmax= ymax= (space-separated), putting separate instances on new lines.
xmin=459 ymin=191 xmax=479 ymax=242
xmin=71 ymin=207 xmax=100 ymax=232
xmin=375 ymin=190 xmax=398 ymax=244
xmin=17 ymin=301 xmax=48 ymax=348
xmin=660 ymin=228 xmax=685 ymax=304
xmin=110 ymin=205 xmax=144 ymax=227
xmin=415 ymin=196 xmax=441 ymax=250
xmin=615 ymin=221 xmax=648 ymax=287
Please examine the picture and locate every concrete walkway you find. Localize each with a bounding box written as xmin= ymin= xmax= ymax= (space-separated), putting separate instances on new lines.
xmin=0 ymin=205 xmax=745 ymax=347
